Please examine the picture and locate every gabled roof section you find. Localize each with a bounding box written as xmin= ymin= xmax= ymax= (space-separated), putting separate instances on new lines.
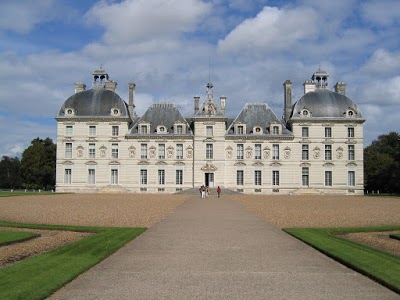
xmin=227 ymin=103 xmax=292 ymax=135
xmin=128 ymin=103 xmax=193 ymax=135
xmin=194 ymin=82 xmax=224 ymax=117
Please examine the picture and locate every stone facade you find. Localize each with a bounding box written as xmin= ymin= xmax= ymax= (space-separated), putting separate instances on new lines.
xmin=56 ymin=68 xmax=365 ymax=195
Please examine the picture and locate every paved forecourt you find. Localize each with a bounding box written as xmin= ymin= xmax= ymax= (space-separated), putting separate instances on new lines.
xmin=49 ymin=194 xmax=399 ymax=300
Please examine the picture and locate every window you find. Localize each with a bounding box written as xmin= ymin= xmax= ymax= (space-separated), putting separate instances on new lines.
xmin=272 ymin=144 xmax=279 ymax=160
xmin=325 ymin=145 xmax=332 ymax=160
xmin=176 ymin=144 xmax=183 ymax=159
xmin=65 ymin=143 xmax=72 ymax=158
xmin=206 ymin=126 xmax=213 ymax=137
xmin=348 ymin=145 xmax=355 ymax=160
xmin=325 ymin=171 xmax=332 ymax=186
xmin=302 ymin=144 xmax=309 ymax=160
xmin=158 ymin=170 xmax=165 ymax=185
xmin=140 ymin=169 xmax=147 ymax=185
xmin=254 ymin=170 xmax=262 ymax=186
xmin=111 ymin=169 xmax=118 ymax=185
xmin=237 ymin=170 xmax=244 ymax=185
xmin=88 ymin=169 xmax=95 ymax=185
xmin=112 ymin=126 xmax=119 ymax=136
xmin=237 ymin=144 xmax=244 ymax=159
xmin=325 ymin=127 xmax=332 ymax=138
xmin=158 ymin=144 xmax=165 ymax=160
xmin=348 ymin=171 xmax=355 ymax=186
xmin=88 ymin=143 xmax=96 ymax=158
xmin=273 ymin=126 xmax=279 ymax=135
xmin=176 ymin=125 xmax=183 ymax=134
xmin=206 ymin=144 xmax=213 ymax=160
xmin=302 ymin=167 xmax=309 ymax=186
xmin=176 ymin=170 xmax=183 ymax=185
xmin=65 ymin=125 xmax=73 ymax=136
xmin=302 ymin=127 xmax=309 ymax=138
xmin=255 ymin=144 xmax=261 ymax=159
xmin=141 ymin=144 xmax=147 ymax=159
xmin=348 ymin=127 xmax=355 ymax=138
xmin=140 ymin=125 xmax=148 ymax=134
xmin=272 ymin=171 xmax=280 ymax=186
xmin=89 ymin=125 xmax=96 ymax=136
xmin=64 ymin=169 xmax=71 ymax=184
xmin=237 ymin=126 xmax=244 ymax=134
xmin=111 ymin=143 xmax=119 ymax=159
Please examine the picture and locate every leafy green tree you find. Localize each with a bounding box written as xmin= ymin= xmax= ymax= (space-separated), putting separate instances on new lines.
xmin=20 ymin=138 xmax=56 ymax=190
xmin=0 ymin=156 xmax=21 ymax=189
xmin=364 ymin=132 xmax=400 ymax=194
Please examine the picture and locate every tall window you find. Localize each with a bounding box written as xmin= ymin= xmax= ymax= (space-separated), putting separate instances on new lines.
xmin=237 ymin=126 xmax=244 ymax=134
xmin=325 ymin=127 xmax=332 ymax=138
xmin=65 ymin=143 xmax=72 ymax=158
xmin=302 ymin=144 xmax=309 ymax=160
xmin=88 ymin=143 xmax=96 ymax=158
xmin=255 ymin=144 xmax=261 ymax=159
xmin=302 ymin=127 xmax=309 ymax=138
xmin=176 ymin=144 xmax=183 ymax=159
xmin=325 ymin=171 xmax=332 ymax=186
xmin=158 ymin=170 xmax=165 ymax=185
xmin=272 ymin=144 xmax=279 ymax=160
xmin=158 ymin=144 xmax=165 ymax=159
xmin=348 ymin=127 xmax=355 ymax=138
xmin=176 ymin=170 xmax=183 ymax=185
xmin=348 ymin=171 xmax=355 ymax=186
xmin=237 ymin=144 xmax=244 ymax=159
xmin=141 ymin=144 xmax=147 ymax=159
xmin=111 ymin=143 xmax=119 ymax=159
xmin=140 ymin=169 xmax=147 ymax=185
xmin=64 ymin=169 xmax=71 ymax=184
xmin=140 ymin=125 xmax=148 ymax=134
xmin=254 ymin=170 xmax=262 ymax=186
xmin=325 ymin=145 xmax=332 ymax=160
xmin=176 ymin=125 xmax=183 ymax=134
xmin=272 ymin=170 xmax=279 ymax=186
xmin=112 ymin=125 xmax=119 ymax=136
xmin=348 ymin=145 xmax=355 ymax=160
xmin=89 ymin=125 xmax=96 ymax=136
xmin=302 ymin=167 xmax=309 ymax=186
xmin=88 ymin=169 xmax=95 ymax=184
xmin=206 ymin=144 xmax=213 ymax=159
xmin=111 ymin=169 xmax=118 ymax=185
xmin=65 ymin=125 xmax=73 ymax=136
xmin=273 ymin=126 xmax=279 ymax=135
xmin=237 ymin=170 xmax=244 ymax=185
xmin=206 ymin=126 xmax=213 ymax=137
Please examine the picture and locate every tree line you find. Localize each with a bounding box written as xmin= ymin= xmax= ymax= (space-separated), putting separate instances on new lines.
xmin=0 ymin=133 xmax=399 ymax=193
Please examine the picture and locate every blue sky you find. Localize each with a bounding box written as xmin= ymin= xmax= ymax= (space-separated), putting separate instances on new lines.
xmin=1 ymin=0 xmax=400 ymax=157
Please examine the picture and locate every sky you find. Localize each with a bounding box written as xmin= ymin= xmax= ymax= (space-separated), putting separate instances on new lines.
xmin=0 ymin=0 xmax=400 ymax=157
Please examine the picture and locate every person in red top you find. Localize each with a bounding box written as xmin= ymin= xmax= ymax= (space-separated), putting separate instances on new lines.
xmin=217 ymin=186 xmax=221 ymax=198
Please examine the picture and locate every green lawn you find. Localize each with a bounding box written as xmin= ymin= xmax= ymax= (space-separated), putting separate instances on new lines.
xmin=0 ymin=230 xmax=39 ymax=245
xmin=0 ymin=221 xmax=146 ymax=300
xmin=283 ymin=225 xmax=400 ymax=294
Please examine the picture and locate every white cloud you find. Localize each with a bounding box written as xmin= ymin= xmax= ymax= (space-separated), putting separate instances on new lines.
xmin=357 ymin=76 xmax=400 ymax=106
xmin=361 ymin=0 xmax=400 ymax=26
xmin=85 ymin=0 xmax=211 ymax=45
xmin=361 ymin=49 xmax=400 ymax=75
xmin=217 ymin=6 xmax=318 ymax=54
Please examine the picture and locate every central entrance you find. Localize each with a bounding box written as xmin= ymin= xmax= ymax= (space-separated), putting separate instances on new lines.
xmin=205 ymin=173 xmax=214 ymax=187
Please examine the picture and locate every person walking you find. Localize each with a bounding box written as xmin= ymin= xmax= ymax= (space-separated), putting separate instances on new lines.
xmin=206 ymin=186 xmax=210 ymax=197
xmin=217 ymin=186 xmax=221 ymax=198
xmin=200 ymin=185 xmax=206 ymax=199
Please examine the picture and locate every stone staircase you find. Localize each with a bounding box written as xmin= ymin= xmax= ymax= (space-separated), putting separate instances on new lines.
xmin=176 ymin=187 xmax=240 ymax=195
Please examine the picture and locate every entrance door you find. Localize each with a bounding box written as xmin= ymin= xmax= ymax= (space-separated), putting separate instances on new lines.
xmin=205 ymin=173 xmax=214 ymax=187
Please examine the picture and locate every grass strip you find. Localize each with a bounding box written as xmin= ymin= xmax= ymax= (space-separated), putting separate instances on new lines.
xmin=283 ymin=225 xmax=400 ymax=294
xmin=0 ymin=191 xmax=56 ymax=197
xmin=0 ymin=231 xmax=39 ymax=246
xmin=0 ymin=221 xmax=146 ymax=300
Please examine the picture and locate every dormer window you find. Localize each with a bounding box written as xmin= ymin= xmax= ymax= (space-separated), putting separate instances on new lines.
xmin=235 ymin=124 xmax=246 ymax=135
xmin=111 ymin=108 xmax=120 ymax=116
xmin=253 ymin=126 xmax=263 ymax=134
xmin=346 ymin=109 xmax=355 ymax=118
xmin=139 ymin=124 xmax=149 ymax=134
xmin=174 ymin=122 xmax=185 ymax=134
xmin=269 ymin=123 xmax=281 ymax=135
xmin=300 ymin=109 xmax=310 ymax=117
xmin=65 ymin=108 xmax=75 ymax=116
xmin=157 ymin=125 xmax=167 ymax=134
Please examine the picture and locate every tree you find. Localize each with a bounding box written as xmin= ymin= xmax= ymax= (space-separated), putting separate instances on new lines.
xmin=364 ymin=132 xmax=400 ymax=194
xmin=20 ymin=138 xmax=56 ymax=190
xmin=0 ymin=156 xmax=21 ymax=189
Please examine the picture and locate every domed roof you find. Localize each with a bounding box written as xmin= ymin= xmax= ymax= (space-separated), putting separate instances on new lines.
xmin=58 ymin=88 xmax=129 ymax=118
xmin=291 ymin=89 xmax=363 ymax=119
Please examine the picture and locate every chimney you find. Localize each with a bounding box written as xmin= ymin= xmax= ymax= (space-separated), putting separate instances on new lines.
xmin=128 ymin=81 xmax=137 ymax=118
xmin=74 ymin=82 xmax=86 ymax=94
xmin=283 ymin=80 xmax=292 ymax=123
xmin=303 ymin=80 xmax=315 ymax=94
xmin=334 ymin=82 xmax=346 ymax=95
xmin=194 ymin=96 xmax=200 ymax=114
xmin=105 ymin=80 xmax=117 ymax=92
xmin=220 ymin=96 xmax=226 ymax=115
